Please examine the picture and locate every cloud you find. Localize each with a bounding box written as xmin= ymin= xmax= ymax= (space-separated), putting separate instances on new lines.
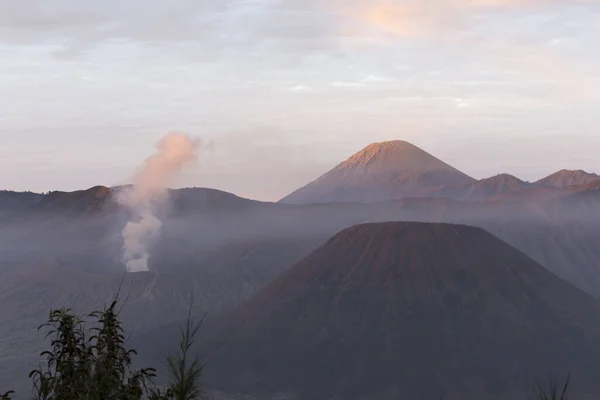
xmin=332 ymin=1 xmax=460 ymax=38
xmin=2 ymin=0 xmax=597 ymax=73
xmin=2 ymin=0 xmax=598 ymax=47
xmin=357 ymin=3 xmax=458 ymax=37
xmin=469 ymin=0 xmax=600 ymax=6
xmin=314 ymin=0 xmax=599 ymax=101
xmin=327 ymin=0 xmax=600 ymax=39
xmin=0 ymin=0 xmax=339 ymax=61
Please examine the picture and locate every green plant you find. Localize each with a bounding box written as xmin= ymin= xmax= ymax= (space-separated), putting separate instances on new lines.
xmin=28 ymin=301 xmax=162 ymax=400
xmin=1 ymin=279 xmax=208 ymax=400
xmin=162 ymin=297 xmax=207 ymax=400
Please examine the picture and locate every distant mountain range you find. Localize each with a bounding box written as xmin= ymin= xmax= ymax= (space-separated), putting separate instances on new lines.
xmin=279 ymin=140 xmax=599 ymax=204
xmin=2 ymin=140 xmax=600 ymax=398
xmin=0 ymin=185 xmax=274 ymax=218
xmin=138 ymin=222 xmax=600 ymax=399
xmin=2 ymin=141 xmax=598 ymax=210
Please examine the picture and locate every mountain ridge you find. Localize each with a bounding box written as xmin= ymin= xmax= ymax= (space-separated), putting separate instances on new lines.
xmin=537 ymin=169 xmax=600 ymax=188
xmin=0 ymin=186 xmax=271 ymax=218
xmin=280 ymin=140 xmax=475 ymax=204
xmin=435 ymin=173 xmax=532 ymax=200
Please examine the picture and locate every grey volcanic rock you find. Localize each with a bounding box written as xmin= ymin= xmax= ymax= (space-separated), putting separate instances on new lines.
xmin=537 ymin=169 xmax=600 ymax=188
xmin=279 ymin=141 xmax=475 ymax=204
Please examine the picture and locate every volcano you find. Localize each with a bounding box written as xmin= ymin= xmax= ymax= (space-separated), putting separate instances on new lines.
xmin=189 ymin=222 xmax=600 ymax=399
xmin=279 ymin=141 xmax=475 ymax=204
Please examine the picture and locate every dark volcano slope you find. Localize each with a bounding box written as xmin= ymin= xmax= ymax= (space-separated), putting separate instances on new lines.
xmin=191 ymin=222 xmax=600 ymax=400
xmin=0 ymin=190 xmax=42 ymax=216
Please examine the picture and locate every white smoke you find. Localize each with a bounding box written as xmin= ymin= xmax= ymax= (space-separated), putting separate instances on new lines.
xmin=118 ymin=132 xmax=200 ymax=272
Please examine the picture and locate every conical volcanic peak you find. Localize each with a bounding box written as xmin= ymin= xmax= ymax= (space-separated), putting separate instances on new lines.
xmin=199 ymin=222 xmax=600 ymax=399
xmin=537 ymin=169 xmax=600 ymax=187
xmin=340 ymin=140 xmax=452 ymax=173
xmin=280 ymin=141 xmax=474 ymax=204
xmin=250 ymin=222 xmax=589 ymax=306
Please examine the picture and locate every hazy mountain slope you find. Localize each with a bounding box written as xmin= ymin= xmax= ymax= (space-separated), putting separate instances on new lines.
xmin=36 ymin=186 xmax=116 ymax=215
xmin=437 ymin=173 xmax=533 ymax=200
xmin=0 ymin=234 xmax=323 ymax=327
xmin=279 ymin=141 xmax=475 ymax=204
xmin=3 ymin=183 xmax=600 ymax=295
xmin=0 ymin=186 xmax=272 ymax=221
xmin=143 ymin=222 xmax=600 ymax=399
xmin=168 ymin=187 xmax=278 ymax=214
xmin=0 ymin=190 xmax=43 ymax=216
xmin=364 ymin=196 xmax=600 ymax=296
xmin=0 ymin=234 xmax=324 ymax=394
xmin=4 ymin=183 xmax=600 ymax=394
xmin=537 ymin=169 xmax=600 ymax=187
xmin=0 ymin=186 xmax=282 ymax=275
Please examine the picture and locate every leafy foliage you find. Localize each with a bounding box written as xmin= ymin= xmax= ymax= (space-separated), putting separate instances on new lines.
xmin=0 ymin=290 xmax=207 ymax=400
xmin=162 ymin=298 xmax=207 ymax=400
xmin=28 ymin=301 xmax=162 ymax=400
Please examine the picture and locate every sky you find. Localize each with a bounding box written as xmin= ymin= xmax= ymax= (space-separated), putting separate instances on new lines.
xmin=1 ymin=0 xmax=600 ymax=201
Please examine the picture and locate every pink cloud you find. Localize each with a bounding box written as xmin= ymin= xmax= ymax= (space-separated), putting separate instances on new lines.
xmin=332 ymin=0 xmax=599 ymax=38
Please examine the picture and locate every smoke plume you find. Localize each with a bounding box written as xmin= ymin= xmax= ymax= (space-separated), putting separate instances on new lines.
xmin=119 ymin=132 xmax=199 ymax=272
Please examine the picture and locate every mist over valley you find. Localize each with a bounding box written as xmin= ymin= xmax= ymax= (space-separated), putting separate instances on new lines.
xmin=2 ymin=139 xmax=600 ymax=398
